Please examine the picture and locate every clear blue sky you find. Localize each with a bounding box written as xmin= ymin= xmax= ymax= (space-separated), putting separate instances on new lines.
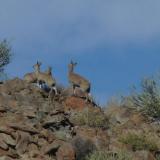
xmin=1 ymin=0 xmax=160 ymax=105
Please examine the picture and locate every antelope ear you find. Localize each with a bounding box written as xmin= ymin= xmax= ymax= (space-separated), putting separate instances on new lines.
xmin=49 ymin=66 xmax=52 ymax=70
xmin=37 ymin=61 xmax=42 ymax=66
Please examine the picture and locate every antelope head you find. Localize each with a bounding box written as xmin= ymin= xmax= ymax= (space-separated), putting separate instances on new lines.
xmin=68 ymin=60 xmax=77 ymax=73
xmin=33 ymin=61 xmax=42 ymax=71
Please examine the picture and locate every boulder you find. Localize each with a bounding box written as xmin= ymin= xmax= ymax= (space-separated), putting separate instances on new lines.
xmin=64 ymin=96 xmax=89 ymax=111
xmin=56 ymin=143 xmax=76 ymax=160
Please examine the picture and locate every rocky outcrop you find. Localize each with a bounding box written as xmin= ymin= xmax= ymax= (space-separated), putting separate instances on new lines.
xmin=0 ymin=78 xmax=102 ymax=160
xmin=0 ymin=78 xmax=159 ymax=160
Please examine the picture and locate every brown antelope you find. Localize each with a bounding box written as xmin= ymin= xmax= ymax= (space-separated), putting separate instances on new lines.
xmin=33 ymin=61 xmax=58 ymax=95
xmin=68 ymin=60 xmax=92 ymax=102
xmin=24 ymin=70 xmax=37 ymax=84
xmin=44 ymin=66 xmax=52 ymax=75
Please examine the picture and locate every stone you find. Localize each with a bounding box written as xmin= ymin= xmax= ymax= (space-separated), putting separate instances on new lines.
xmin=64 ymin=96 xmax=88 ymax=111
xmin=0 ymin=126 xmax=14 ymax=135
xmin=56 ymin=143 xmax=76 ymax=160
xmin=9 ymin=123 xmax=39 ymax=134
xmin=73 ymin=127 xmax=110 ymax=150
xmin=0 ymin=138 xmax=8 ymax=150
xmin=133 ymin=150 xmax=155 ymax=160
xmin=15 ymin=131 xmax=31 ymax=155
xmin=0 ymin=133 xmax=16 ymax=146
xmin=0 ymin=156 xmax=13 ymax=160
xmin=42 ymin=140 xmax=62 ymax=155
xmin=28 ymin=143 xmax=39 ymax=158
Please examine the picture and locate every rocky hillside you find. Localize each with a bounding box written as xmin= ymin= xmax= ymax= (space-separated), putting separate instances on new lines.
xmin=0 ymin=78 xmax=160 ymax=160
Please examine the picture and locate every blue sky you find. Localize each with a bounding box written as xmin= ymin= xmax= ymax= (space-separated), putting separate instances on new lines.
xmin=1 ymin=0 xmax=160 ymax=105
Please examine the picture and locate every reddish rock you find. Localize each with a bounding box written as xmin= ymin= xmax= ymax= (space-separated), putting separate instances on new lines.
xmin=56 ymin=143 xmax=76 ymax=160
xmin=43 ymin=140 xmax=61 ymax=155
xmin=64 ymin=96 xmax=90 ymax=111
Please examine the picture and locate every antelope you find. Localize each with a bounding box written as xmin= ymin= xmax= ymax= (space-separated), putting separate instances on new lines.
xmin=68 ymin=60 xmax=92 ymax=102
xmin=33 ymin=61 xmax=58 ymax=96
xmin=45 ymin=66 xmax=52 ymax=75
xmin=24 ymin=69 xmax=37 ymax=84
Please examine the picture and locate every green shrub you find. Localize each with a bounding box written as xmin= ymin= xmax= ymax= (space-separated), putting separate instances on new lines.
xmin=156 ymin=155 xmax=160 ymax=160
xmin=119 ymin=133 xmax=158 ymax=151
xmin=84 ymin=150 xmax=132 ymax=160
xmin=0 ymin=39 xmax=12 ymax=81
xmin=131 ymin=76 xmax=160 ymax=118
xmin=0 ymin=39 xmax=12 ymax=71
xmin=70 ymin=108 xmax=108 ymax=128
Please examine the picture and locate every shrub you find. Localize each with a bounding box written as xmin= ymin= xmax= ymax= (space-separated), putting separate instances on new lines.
xmin=70 ymin=108 xmax=108 ymax=128
xmin=119 ymin=133 xmax=158 ymax=151
xmin=131 ymin=76 xmax=160 ymax=119
xmin=156 ymin=155 xmax=160 ymax=160
xmin=84 ymin=150 xmax=132 ymax=160
xmin=0 ymin=39 xmax=12 ymax=71
xmin=72 ymin=136 xmax=96 ymax=160
xmin=0 ymin=39 xmax=12 ymax=80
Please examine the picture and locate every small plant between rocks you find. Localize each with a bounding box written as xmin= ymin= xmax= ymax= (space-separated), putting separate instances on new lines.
xmin=130 ymin=76 xmax=160 ymax=119
xmin=119 ymin=133 xmax=158 ymax=152
xmin=70 ymin=107 xmax=108 ymax=128
xmin=84 ymin=150 xmax=132 ymax=160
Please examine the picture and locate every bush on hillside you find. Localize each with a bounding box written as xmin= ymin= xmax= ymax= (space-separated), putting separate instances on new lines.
xmin=0 ymin=39 xmax=12 ymax=80
xmin=70 ymin=108 xmax=108 ymax=128
xmin=84 ymin=150 xmax=132 ymax=160
xmin=119 ymin=133 xmax=158 ymax=152
xmin=131 ymin=76 xmax=160 ymax=119
xmin=72 ymin=136 xmax=96 ymax=160
xmin=0 ymin=39 xmax=12 ymax=71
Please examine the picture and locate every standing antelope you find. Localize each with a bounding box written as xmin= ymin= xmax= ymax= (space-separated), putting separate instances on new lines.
xmin=24 ymin=68 xmax=37 ymax=84
xmin=33 ymin=61 xmax=58 ymax=95
xmin=68 ymin=60 xmax=92 ymax=102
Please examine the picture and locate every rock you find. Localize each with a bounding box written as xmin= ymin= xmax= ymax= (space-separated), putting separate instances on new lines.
xmin=64 ymin=96 xmax=89 ymax=111
xmin=0 ymin=78 xmax=27 ymax=94
xmin=39 ymin=129 xmax=55 ymax=143
xmin=9 ymin=123 xmax=39 ymax=134
xmin=56 ymin=143 xmax=76 ymax=160
xmin=22 ymin=109 xmax=37 ymax=118
xmin=7 ymin=148 xmax=18 ymax=158
xmin=0 ymin=106 xmax=7 ymax=113
xmin=42 ymin=114 xmax=67 ymax=129
xmin=61 ymin=87 xmax=73 ymax=97
xmin=105 ymin=106 xmax=130 ymax=126
xmin=73 ymin=127 xmax=110 ymax=150
xmin=38 ymin=138 xmax=48 ymax=148
xmin=15 ymin=131 xmax=31 ymax=155
xmin=133 ymin=150 xmax=155 ymax=160
xmin=42 ymin=140 xmax=62 ymax=155
xmin=0 ymin=133 xmax=16 ymax=146
xmin=0 ymin=126 xmax=14 ymax=137
xmin=0 ymin=138 xmax=8 ymax=150
xmin=0 ymin=156 xmax=13 ymax=160
xmin=0 ymin=77 xmax=158 ymax=160
xmin=28 ymin=143 xmax=39 ymax=158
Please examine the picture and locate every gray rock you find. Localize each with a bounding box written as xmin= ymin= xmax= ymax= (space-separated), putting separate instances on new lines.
xmin=0 ymin=133 xmax=16 ymax=146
